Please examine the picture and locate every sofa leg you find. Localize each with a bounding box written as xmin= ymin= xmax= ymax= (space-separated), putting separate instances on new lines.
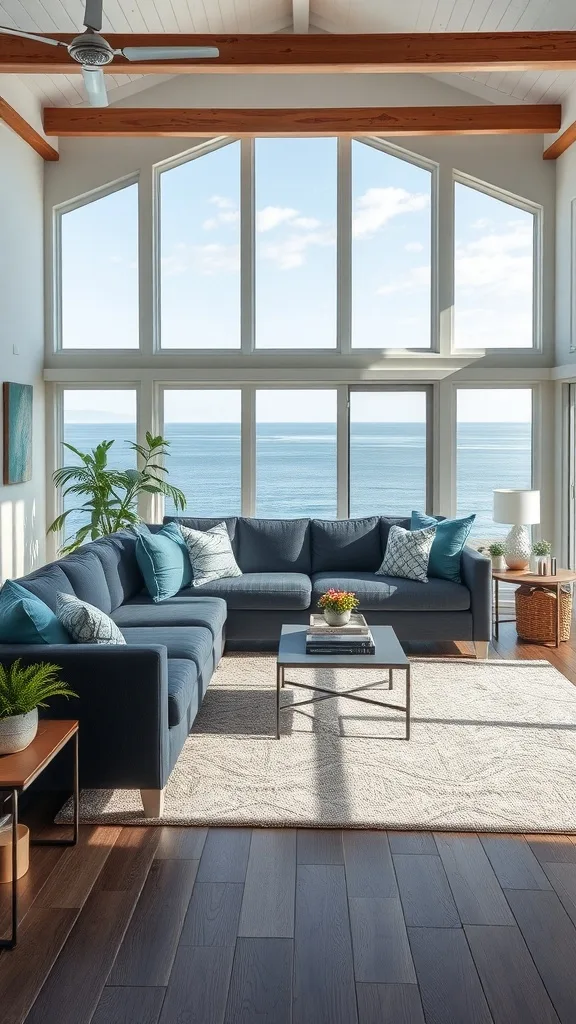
xmin=140 ymin=787 xmax=165 ymax=818
xmin=474 ymin=641 xmax=489 ymax=660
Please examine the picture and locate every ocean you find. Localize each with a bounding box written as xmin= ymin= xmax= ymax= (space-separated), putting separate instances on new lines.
xmin=62 ymin=422 xmax=532 ymax=541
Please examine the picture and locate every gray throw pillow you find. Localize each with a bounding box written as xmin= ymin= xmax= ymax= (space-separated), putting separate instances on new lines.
xmin=56 ymin=593 xmax=126 ymax=645
xmin=179 ymin=522 xmax=242 ymax=588
xmin=376 ymin=524 xmax=436 ymax=583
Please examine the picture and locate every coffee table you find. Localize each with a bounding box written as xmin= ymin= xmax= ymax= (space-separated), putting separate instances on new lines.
xmin=276 ymin=624 xmax=411 ymax=740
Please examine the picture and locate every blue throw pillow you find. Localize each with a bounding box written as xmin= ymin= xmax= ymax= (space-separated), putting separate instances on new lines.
xmin=0 ymin=580 xmax=71 ymax=644
xmin=410 ymin=511 xmax=475 ymax=583
xmin=135 ymin=522 xmax=193 ymax=603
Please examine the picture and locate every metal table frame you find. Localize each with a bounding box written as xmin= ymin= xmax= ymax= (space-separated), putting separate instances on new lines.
xmin=276 ymin=658 xmax=411 ymax=741
xmin=0 ymin=728 xmax=79 ymax=950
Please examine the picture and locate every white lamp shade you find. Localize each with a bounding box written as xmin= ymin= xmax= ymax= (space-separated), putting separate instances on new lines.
xmin=493 ymin=489 xmax=540 ymax=526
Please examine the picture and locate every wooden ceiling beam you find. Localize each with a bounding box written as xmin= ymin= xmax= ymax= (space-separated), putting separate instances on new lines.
xmin=543 ymin=121 xmax=576 ymax=159
xmin=4 ymin=32 xmax=576 ymax=75
xmin=43 ymin=105 xmax=561 ymax=139
xmin=0 ymin=96 xmax=58 ymax=160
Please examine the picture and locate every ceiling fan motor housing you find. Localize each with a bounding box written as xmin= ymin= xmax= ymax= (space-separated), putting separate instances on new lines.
xmin=68 ymin=30 xmax=114 ymax=66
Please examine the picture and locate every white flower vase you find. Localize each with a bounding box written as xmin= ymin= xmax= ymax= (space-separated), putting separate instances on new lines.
xmin=0 ymin=708 xmax=38 ymax=755
xmin=323 ymin=608 xmax=351 ymax=627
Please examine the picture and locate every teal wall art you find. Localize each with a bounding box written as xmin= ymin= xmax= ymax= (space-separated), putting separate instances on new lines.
xmin=3 ymin=382 xmax=33 ymax=485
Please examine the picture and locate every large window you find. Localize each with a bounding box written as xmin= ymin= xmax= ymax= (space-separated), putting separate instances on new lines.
xmin=255 ymin=138 xmax=337 ymax=349
xmin=256 ymin=390 xmax=337 ymax=516
xmin=349 ymin=390 xmax=428 ymax=516
xmin=60 ymin=183 xmax=139 ymax=349
xmin=62 ymin=390 xmax=137 ymax=541
xmin=352 ymin=141 xmax=432 ymax=349
xmin=454 ymin=181 xmax=535 ymax=349
xmin=163 ymin=390 xmax=241 ymax=516
xmin=456 ymin=388 xmax=533 ymax=540
xmin=160 ymin=142 xmax=241 ymax=349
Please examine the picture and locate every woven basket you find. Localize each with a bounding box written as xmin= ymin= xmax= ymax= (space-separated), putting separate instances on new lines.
xmin=515 ymin=584 xmax=573 ymax=643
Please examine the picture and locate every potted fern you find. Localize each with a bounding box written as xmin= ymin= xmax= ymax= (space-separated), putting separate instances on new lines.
xmin=0 ymin=661 xmax=78 ymax=755
xmin=48 ymin=432 xmax=186 ymax=555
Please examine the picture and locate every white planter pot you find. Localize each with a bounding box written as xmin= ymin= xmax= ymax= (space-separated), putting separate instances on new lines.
xmin=323 ymin=608 xmax=351 ymax=627
xmin=0 ymin=709 xmax=38 ymax=755
xmin=491 ymin=555 xmax=506 ymax=572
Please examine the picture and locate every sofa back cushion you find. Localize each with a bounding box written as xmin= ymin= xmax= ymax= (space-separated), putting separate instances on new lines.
xmin=16 ymin=563 xmax=77 ymax=612
xmin=380 ymin=517 xmax=412 ymax=554
xmin=60 ymin=549 xmax=114 ymax=615
xmin=237 ymin=518 xmax=311 ymax=574
xmin=91 ymin=532 xmax=144 ymax=610
xmin=311 ymin=517 xmax=382 ymax=572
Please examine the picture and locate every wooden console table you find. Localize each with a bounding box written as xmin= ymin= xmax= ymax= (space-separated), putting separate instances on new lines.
xmin=0 ymin=719 xmax=78 ymax=949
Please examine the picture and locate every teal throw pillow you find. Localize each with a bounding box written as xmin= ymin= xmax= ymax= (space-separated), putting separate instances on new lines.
xmin=0 ymin=580 xmax=71 ymax=644
xmin=410 ymin=511 xmax=475 ymax=583
xmin=135 ymin=522 xmax=193 ymax=603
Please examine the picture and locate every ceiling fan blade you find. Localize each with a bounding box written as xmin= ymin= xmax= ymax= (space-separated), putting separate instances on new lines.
xmin=82 ymin=66 xmax=108 ymax=107
xmin=119 ymin=45 xmax=219 ymax=61
xmin=83 ymin=0 xmax=103 ymax=32
xmin=0 ymin=24 xmax=64 ymax=46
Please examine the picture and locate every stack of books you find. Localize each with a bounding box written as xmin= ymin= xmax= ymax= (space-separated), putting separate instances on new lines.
xmin=306 ymin=613 xmax=375 ymax=655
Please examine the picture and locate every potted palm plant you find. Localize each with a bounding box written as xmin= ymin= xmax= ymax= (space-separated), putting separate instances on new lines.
xmin=48 ymin=432 xmax=186 ymax=555
xmin=0 ymin=661 xmax=78 ymax=755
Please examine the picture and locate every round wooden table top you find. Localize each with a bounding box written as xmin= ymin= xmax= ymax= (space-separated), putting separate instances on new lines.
xmin=491 ymin=568 xmax=576 ymax=585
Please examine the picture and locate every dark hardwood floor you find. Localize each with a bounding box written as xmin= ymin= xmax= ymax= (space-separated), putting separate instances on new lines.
xmin=2 ymin=621 xmax=576 ymax=1024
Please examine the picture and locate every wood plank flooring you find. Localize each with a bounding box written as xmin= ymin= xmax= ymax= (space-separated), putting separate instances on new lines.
xmin=1 ymin=622 xmax=576 ymax=1022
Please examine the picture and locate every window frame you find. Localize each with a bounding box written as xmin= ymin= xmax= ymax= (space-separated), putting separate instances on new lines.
xmin=452 ymin=170 xmax=542 ymax=354
xmin=52 ymin=174 xmax=140 ymax=355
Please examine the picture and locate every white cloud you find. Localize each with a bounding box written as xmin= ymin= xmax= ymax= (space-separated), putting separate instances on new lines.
xmin=377 ymin=265 xmax=430 ymax=295
xmin=209 ymin=195 xmax=236 ymax=210
xmin=292 ymin=216 xmax=321 ymax=230
xmin=261 ymin=228 xmax=335 ymax=270
xmin=202 ymin=197 xmax=240 ymax=232
xmin=455 ymin=220 xmax=532 ymax=296
xmin=161 ymin=241 xmax=239 ymax=277
xmin=256 ymin=206 xmax=300 ymax=232
xmin=404 ymin=241 xmax=424 ymax=253
xmin=353 ymin=187 xmax=429 ymax=240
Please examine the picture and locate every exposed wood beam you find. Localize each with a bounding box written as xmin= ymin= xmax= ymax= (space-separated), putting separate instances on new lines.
xmin=0 ymin=95 xmax=58 ymax=160
xmin=43 ymin=105 xmax=561 ymax=139
xmin=543 ymin=121 xmax=576 ymax=159
xmin=292 ymin=1 xmax=310 ymax=34
xmin=4 ymin=32 xmax=576 ymax=75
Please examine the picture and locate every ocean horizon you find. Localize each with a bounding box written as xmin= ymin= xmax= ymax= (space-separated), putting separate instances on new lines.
xmin=62 ymin=421 xmax=531 ymax=541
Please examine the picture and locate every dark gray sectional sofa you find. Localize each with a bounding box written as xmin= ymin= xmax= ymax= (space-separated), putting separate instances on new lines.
xmin=0 ymin=514 xmax=491 ymax=816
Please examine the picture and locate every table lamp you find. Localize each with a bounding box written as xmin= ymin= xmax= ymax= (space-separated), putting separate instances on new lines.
xmin=493 ymin=489 xmax=541 ymax=570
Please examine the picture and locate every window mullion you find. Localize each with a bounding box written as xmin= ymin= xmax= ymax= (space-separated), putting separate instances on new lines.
xmin=338 ymin=137 xmax=352 ymax=355
xmin=241 ymin=138 xmax=255 ymax=355
xmin=242 ymin=385 xmax=256 ymax=515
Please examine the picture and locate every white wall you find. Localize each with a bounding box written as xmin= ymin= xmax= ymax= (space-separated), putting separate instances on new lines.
xmin=0 ymin=109 xmax=46 ymax=580
xmin=554 ymin=84 xmax=576 ymax=370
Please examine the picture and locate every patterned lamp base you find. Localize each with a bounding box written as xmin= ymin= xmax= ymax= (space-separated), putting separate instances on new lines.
xmin=504 ymin=524 xmax=531 ymax=570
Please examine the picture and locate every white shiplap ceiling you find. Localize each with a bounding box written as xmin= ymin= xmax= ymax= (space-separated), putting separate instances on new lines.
xmin=1 ymin=0 xmax=576 ymax=107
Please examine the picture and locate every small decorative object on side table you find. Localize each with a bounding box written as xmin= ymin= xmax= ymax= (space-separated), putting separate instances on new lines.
xmin=493 ymin=489 xmax=541 ymax=570
xmin=492 ymin=568 xmax=576 ymax=647
xmin=0 ymin=719 xmax=79 ymax=949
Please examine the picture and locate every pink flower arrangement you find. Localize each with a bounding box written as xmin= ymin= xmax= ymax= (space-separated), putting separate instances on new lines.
xmin=318 ymin=588 xmax=359 ymax=613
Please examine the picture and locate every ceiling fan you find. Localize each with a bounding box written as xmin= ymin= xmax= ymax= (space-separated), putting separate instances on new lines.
xmin=0 ymin=0 xmax=219 ymax=108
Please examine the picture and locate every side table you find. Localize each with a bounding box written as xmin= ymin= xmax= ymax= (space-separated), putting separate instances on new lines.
xmin=0 ymin=719 xmax=78 ymax=948
xmin=492 ymin=568 xmax=576 ymax=648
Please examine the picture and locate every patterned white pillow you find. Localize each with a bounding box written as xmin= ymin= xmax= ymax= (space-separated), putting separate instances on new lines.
xmin=179 ymin=523 xmax=242 ymax=588
xmin=56 ymin=593 xmax=126 ymax=645
xmin=377 ymin=524 xmax=436 ymax=583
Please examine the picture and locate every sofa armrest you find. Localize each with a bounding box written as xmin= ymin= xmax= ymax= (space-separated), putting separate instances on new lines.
xmin=0 ymin=645 xmax=169 ymax=790
xmin=460 ymin=547 xmax=492 ymax=642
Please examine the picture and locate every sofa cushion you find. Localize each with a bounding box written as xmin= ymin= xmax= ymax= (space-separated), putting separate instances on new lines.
xmin=237 ymin=517 xmax=311 ymax=574
xmin=410 ymin=511 xmax=474 ymax=583
xmin=167 ymin=659 xmax=199 ymax=728
xmin=56 ymin=593 xmax=127 ymax=645
xmin=60 ymin=549 xmax=113 ymax=614
xmin=311 ymin=517 xmax=382 ymax=573
xmin=0 ymin=580 xmax=70 ymax=645
xmin=180 ymin=522 xmax=242 ymax=588
xmin=380 ymin=517 xmax=411 ymax=553
xmin=112 ymin=594 xmax=227 ymax=637
xmin=312 ymin=571 xmax=470 ymax=612
xmin=120 ymin=625 xmax=214 ymax=673
xmin=15 ymin=564 xmax=76 ymax=612
xmin=188 ymin=572 xmax=312 ymax=610
xmin=135 ymin=522 xmax=193 ymax=603
xmin=92 ymin=532 xmax=144 ymax=609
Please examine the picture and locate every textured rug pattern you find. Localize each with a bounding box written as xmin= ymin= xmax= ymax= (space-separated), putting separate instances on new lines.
xmin=60 ymin=655 xmax=576 ymax=831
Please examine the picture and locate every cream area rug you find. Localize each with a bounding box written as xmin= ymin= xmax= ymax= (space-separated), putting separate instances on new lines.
xmin=60 ymin=655 xmax=576 ymax=832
